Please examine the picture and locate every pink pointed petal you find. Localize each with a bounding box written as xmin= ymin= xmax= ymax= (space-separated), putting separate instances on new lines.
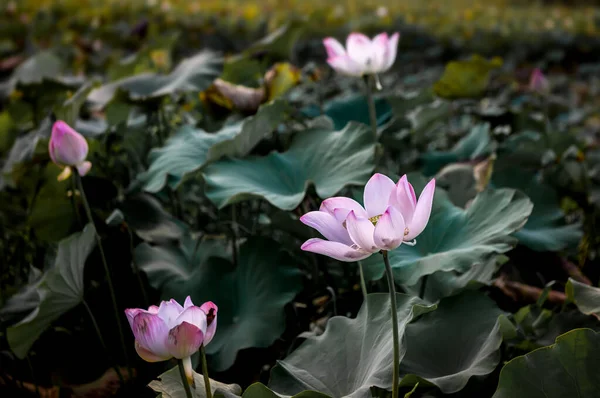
xmin=76 ymin=161 xmax=92 ymax=176
xmin=200 ymin=301 xmax=218 ymax=346
xmin=135 ymin=340 xmax=171 ymax=362
xmin=300 ymin=211 xmax=352 ymax=245
xmin=323 ymin=37 xmax=346 ymax=58
xmin=371 ymin=33 xmax=389 ymax=72
xmin=363 ymin=173 xmax=396 ymax=218
xmin=158 ymin=299 xmax=184 ymax=329
xmin=383 ymin=32 xmax=400 ymax=71
xmin=327 ymin=55 xmax=364 ymax=77
xmin=184 ymin=296 xmax=194 ymax=308
xmin=320 ymin=197 xmax=367 ymax=221
xmin=125 ymin=308 xmax=143 ymax=330
xmin=148 ymin=305 xmax=159 ymax=314
xmin=132 ymin=312 xmax=170 ymax=359
xmin=167 ymin=321 xmax=204 ymax=359
xmin=392 ymin=175 xmax=417 ymax=222
xmin=174 ymin=306 xmax=208 ymax=332
xmin=301 ymin=238 xmax=372 ymax=262
xmin=405 ymin=179 xmax=436 ymax=240
xmin=346 ymin=211 xmax=378 ymax=253
xmin=346 ymin=32 xmax=373 ymax=69
xmin=374 ymin=206 xmax=406 ymax=250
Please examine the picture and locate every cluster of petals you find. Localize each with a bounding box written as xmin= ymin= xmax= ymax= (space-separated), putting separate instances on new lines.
xmin=49 ymin=120 xmax=92 ymax=180
xmin=301 ymin=173 xmax=435 ymax=262
xmin=323 ymin=32 xmax=399 ymax=77
xmin=125 ymin=296 xmax=217 ymax=363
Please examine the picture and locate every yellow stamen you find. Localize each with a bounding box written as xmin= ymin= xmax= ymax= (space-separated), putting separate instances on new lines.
xmin=369 ymin=215 xmax=381 ymax=226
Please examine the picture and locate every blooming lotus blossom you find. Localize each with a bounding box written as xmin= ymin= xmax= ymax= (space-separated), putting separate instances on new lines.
xmin=49 ymin=121 xmax=92 ymax=181
xmin=529 ymin=68 xmax=550 ymax=95
xmin=125 ymin=297 xmax=217 ymax=383
xmin=323 ymin=32 xmax=400 ymax=77
xmin=301 ymin=173 xmax=435 ymax=261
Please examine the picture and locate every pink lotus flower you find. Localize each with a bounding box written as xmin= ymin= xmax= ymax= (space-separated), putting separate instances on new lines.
xmin=49 ymin=121 xmax=92 ymax=181
xmin=125 ymin=297 xmax=217 ymax=382
xmin=301 ymin=174 xmax=435 ymax=261
xmin=528 ymin=68 xmax=550 ymax=95
xmin=323 ymin=32 xmax=400 ymax=77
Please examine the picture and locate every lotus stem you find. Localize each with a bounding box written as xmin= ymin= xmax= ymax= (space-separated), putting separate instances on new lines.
xmin=364 ymin=75 xmax=378 ymax=141
xmin=382 ymin=250 xmax=399 ymax=398
xmin=74 ymin=170 xmax=131 ymax=379
xmin=358 ymin=261 xmax=368 ymax=300
xmin=200 ymin=345 xmax=212 ymax=398
xmin=178 ymin=359 xmax=194 ymax=398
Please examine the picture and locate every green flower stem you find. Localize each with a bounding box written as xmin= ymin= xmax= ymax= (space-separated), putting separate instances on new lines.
xmin=200 ymin=345 xmax=213 ymax=398
xmin=178 ymin=359 xmax=194 ymax=398
xmin=74 ymin=170 xmax=131 ymax=379
xmin=82 ymin=300 xmax=125 ymax=386
xmin=231 ymin=205 xmax=238 ymax=267
xmin=358 ymin=261 xmax=368 ymax=300
xmin=364 ymin=75 xmax=378 ymax=141
xmin=382 ymin=250 xmax=399 ymax=398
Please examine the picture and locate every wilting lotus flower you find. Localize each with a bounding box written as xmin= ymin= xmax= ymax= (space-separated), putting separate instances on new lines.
xmin=301 ymin=173 xmax=435 ymax=261
xmin=49 ymin=121 xmax=92 ymax=181
xmin=125 ymin=297 xmax=218 ymax=383
xmin=323 ymin=32 xmax=400 ymax=77
xmin=529 ymin=68 xmax=550 ymax=95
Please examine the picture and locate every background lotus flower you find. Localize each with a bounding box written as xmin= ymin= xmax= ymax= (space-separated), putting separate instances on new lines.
xmin=529 ymin=68 xmax=550 ymax=95
xmin=125 ymin=297 xmax=218 ymax=383
xmin=49 ymin=120 xmax=92 ymax=180
xmin=323 ymin=32 xmax=400 ymax=77
xmin=300 ymin=173 xmax=435 ymax=262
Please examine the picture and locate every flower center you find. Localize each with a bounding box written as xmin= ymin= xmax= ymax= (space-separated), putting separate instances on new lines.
xmin=369 ymin=215 xmax=381 ymax=226
xmin=404 ymin=227 xmax=409 ymax=236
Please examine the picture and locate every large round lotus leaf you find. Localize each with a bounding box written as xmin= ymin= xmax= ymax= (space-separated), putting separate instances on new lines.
xmin=203 ymin=122 xmax=375 ymax=210
xmin=398 ymin=291 xmax=505 ymax=393
xmin=119 ymin=193 xmax=185 ymax=243
xmin=137 ymin=237 xmax=302 ymax=371
xmin=149 ymin=365 xmax=242 ymax=398
xmin=493 ymin=328 xmax=600 ymax=398
xmin=139 ymin=100 xmax=287 ymax=192
xmin=433 ymin=55 xmax=502 ymax=99
xmin=7 ymin=225 xmax=96 ymax=358
xmin=566 ymin=278 xmax=600 ymax=319
xmin=88 ymin=50 xmax=223 ymax=106
xmin=268 ymin=293 xmax=436 ymax=398
xmin=492 ymin=166 xmax=582 ymax=252
xmin=362 ymin=176 xmax=533 ymax=286
xmin=302 ymin=94 xmax=392 ymax=130
xmin=215 ymin=383 xmax=330 ymax=398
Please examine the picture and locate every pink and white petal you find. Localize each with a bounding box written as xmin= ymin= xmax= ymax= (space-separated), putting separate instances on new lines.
xmin=148 ymin=305 xmax=159 ymax=314
xmin=166 ymin=321 xmax=204 ymax=359
xmin=383 ymin=32 xmax=400 ymax=71
xmin=174 ymin=306 xmax=208 ymax=333
xmin=405 ymin=178 xmax=436 ymax=240
xmin=301 ymin=238 xmax=372 ymax=262
xmin=300 ymin=211 xmax=352 ymax=245
xmin=363 ymin=173 xmax=396 ymax=218
xmin=371 ymin=33 xmax=389 ymax=72
xmin=200 ymin=302 xmax=218 ymax=346
xmin=157 ymin=299 xmax=184 ymax=329
xmin=135 ymin=340 xmax=171 ymax=362
xmin=320 ymin=197 xmax=367 ymax=220
xmin=323 ymin=37 xmax=346 ymax=58
xmin=75 ymin=161 xmax=92 ymax=176
xmin=184 ymin=296 xmax=194 ymax=308
xmin=132 ymin=312 xmax=171 ymax=358
xmin=327 ymin=55 xmax=364 ymax=77
xmin=374 ymin=206 xmax=406 ymax=250
xmin=346 ymin=211 xmax=378 ymax=252
xmin=394 ymin=175 xmax=417 ymax=222
xmin=346 ymin=32 xmax=373 ymax=69
xmin=125 ymin=308 xmax=144 ymax=330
